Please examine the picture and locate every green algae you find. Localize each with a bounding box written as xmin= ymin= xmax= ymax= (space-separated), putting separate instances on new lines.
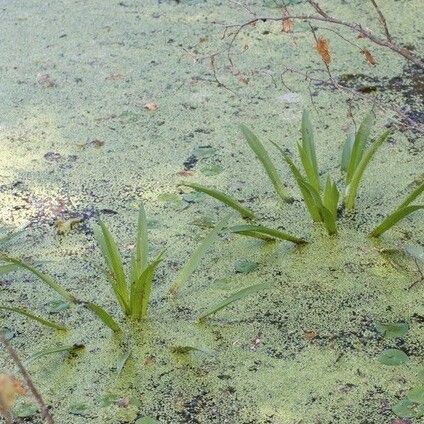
xmin=0 ymin=0 xmax=423 ymax=423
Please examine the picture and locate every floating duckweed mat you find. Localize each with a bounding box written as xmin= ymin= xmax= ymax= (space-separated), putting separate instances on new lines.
xmin=0 ymin=0 xmax=423 ymax=423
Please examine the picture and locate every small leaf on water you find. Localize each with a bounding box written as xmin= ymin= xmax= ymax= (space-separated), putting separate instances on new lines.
xmin=143 ymin=102 xmax=158 ymax=111
xmin=392 ymin=397 xmax=424 ymax=418
xmin=45 ymin=299 xmax=69 ymax=314
xmin=69 ymin=402 xmax=90 ymax=416
xmin=378 ymin=349 xmax=409 ymax=366
xmin=200 ymin=164 xmax=223 ymax=176
xmin=281 ymin=10 xmax=294 ymax=33
xmin=116 ymin=351 xmax=131 ymax=374
xmin=361 ymin=48 xmax=377 ymax=65
xmin=14 ymin=402 xmax=38 ymax=418
xmin=2 ymin=327 xmax=15 ymax=340
xmin=192 ymin=146 xmax=217 ymax=159
xmin=408 ymin=386 xmax=424 ymax=403
xmin=375 ymin=322 xmax=409 ymax=338
xmin=234 ymin=259 xmax=258 ymax=274
xmin=315 ymin=36 xmax=331 ymax=65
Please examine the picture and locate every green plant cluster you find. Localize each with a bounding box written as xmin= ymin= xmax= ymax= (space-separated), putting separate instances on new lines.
xmin=185 ymin=110 xmax=423 ymax=237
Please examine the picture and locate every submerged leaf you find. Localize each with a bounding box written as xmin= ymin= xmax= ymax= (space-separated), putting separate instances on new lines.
xmin=392 ymin=397 xmax=424 ymax=418
xmin=27 ymin=344 xmax=84 ymax=363
xmin=169 ymin=215 xmax=229 ymax=295
xmin=375 ymin=322 xmax=409 ymax=338
xmin=234 ymin=259 xmax=258 ymax=274
xmin=116 ymin=350 xmax=131 ymax=374
xmin=170 ymin=345 xmax=214 ymax=355
xmin=378 ymin=348 xmax=409 ymax=366
xmin=0 ymin=255 xmax=76 ymax=304
xmin=198 ymin=283 xmax=269 ymax=321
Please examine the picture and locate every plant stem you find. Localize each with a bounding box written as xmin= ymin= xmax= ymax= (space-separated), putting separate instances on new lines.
xmin=0 ymin=332 xmax=54 ymax=424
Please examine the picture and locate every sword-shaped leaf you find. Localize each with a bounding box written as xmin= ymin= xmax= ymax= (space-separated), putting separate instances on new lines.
xmin=83 ymin=302 xmax=121 ymax=332
xmin=370 ymin=205 xmax=424 ymax=237
xmin=169 ymin=215 xmax=229 ymax=295
xmin=230 ymin=224 xmax=306 ymax=244
xmin=344 ymin=130 xmax=389 ymax=209
xmin=198 ymin=283 xmax=269 ymax=321
xmin=0 ymin=254 xmax=76 ymax=304
xmin=346 ymin=110 xmax=375 ymax=184
xmin=181 ymin=183 xmax=255 ymax=219
xmin=240 ymin=124 xmax=289 ymax=202
xmin=0 ymin=306 xmax=66 ymax=331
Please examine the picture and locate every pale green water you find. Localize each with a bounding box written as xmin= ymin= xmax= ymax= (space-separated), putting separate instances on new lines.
xmin=0 ymin=0 xmax=423 ymax=423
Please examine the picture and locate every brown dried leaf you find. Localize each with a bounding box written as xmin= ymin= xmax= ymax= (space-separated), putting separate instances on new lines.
xmin=176 ymin=170 xmax=194 ymax=177
xmin=90 ymin=139 xmax=105 ymax=147
xmin=144 ymin=102 xmax=159 ymax=111
xmin=303 ymin=330 xmax=317 ymax=341
xmin=0 ymin=374 xmax=26 ymax=415
xmin=361 ymin=48 xmax=377 ymax=65
xmin=282 ymin=11 xmax=294 ymax=33
xmin=314 ymin=36 xmax=331 ymax=65
xmin=105 ymin=73 xmax=124 ymax=81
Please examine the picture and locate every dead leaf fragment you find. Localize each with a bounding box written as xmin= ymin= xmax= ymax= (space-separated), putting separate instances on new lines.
xmin=303 ymin=330 xmax=317 ymax=341
xmin=116 ymin=398 xmax=129 ymax=408
xmin=105 ymin=73 xmax=124 ymax=81
xmin=176 ymin=170 xmax=194 ymax=177
xmin=314 ymin=36 xmax=331 ymax=65
xmin=282 ymin=11 xmax=294 ymax=33
xmin=144 ymin=102 xmax=159 ymax=111
xmin=37 ymin=73 xmax=56 ymax=87
xmin=90 ymin=139 xmax=105 ymax=147
xmin=361 ymin=48 xmax=377 ymax=65
xmin=0 ymin=374 xmax=26 ymax=416
xmin=55 ymin=217 xmax=83 ymax=235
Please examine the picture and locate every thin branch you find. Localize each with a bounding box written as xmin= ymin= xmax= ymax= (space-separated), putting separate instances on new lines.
xmin=0 ymin=333 xmax=54 ymax=424
xmin=309 ymin=23 xmax=335 ymax=84
xmin=369 ymin=0 xmax=392 ymax=42
xmin=224 ymin=13 xmax=424 ymax=69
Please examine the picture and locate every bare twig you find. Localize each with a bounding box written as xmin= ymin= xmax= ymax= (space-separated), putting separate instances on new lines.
xmin=224 ymin=8 xmax=424 ymax=68
xmin=408 ymin=258 xmax=424 ymax=290
xmin=369 ymin=0 xmax=392 ymax=42
xmin=0 ymin=333 xmax=54 ymax=424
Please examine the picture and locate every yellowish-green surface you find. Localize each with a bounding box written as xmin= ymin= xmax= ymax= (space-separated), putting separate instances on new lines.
xmin=0 ymin=0 xmax=423 ymax=423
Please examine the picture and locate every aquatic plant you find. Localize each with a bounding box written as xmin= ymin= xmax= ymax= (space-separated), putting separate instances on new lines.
xmin=341 ymin=111 xmax=390 ymax=209
xmin=370 ymin=180 xmax=424 ymax=237
xmin=0 ymin=253 xmax=121 ymax=332
xmin=0 ymin=203 xmax=225 ymax=332
xmin=183 ymin=110 xmax=408 ymax=237
xmin=93 ymin=203 xmax=164 ymax=321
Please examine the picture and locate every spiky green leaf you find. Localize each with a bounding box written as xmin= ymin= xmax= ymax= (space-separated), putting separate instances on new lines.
xmin=181 ymin=183 xmax=255 ymax=219
xmin=240 ymin=124 xmax=289 ymax=201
